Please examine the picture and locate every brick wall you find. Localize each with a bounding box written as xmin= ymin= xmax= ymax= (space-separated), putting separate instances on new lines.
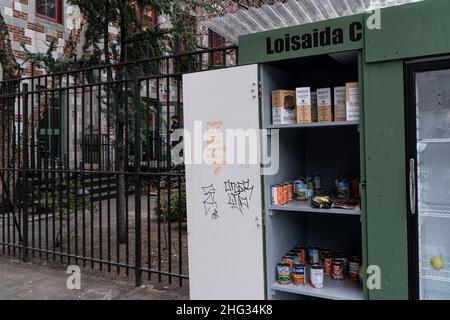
xmin=1 ymin=0 xmax=70 ymax=76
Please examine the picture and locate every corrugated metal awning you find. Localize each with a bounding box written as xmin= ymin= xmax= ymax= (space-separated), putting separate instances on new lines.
xmin=207 ymin=0 xmax=424 ymax=44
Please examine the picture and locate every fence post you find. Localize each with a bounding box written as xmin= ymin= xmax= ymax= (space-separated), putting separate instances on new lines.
xmin=22 ymin=83 xmax=29 ymax=262
xmin=133 ymin=66 xmax=142 ymax=287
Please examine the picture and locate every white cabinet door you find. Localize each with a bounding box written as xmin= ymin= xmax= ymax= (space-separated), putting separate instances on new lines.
xmin=183 ymin=65 xmax=265 ymax=300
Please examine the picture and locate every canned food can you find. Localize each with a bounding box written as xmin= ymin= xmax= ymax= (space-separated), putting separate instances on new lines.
xmin=324 ymin=254 xmax=333 ymax=276
xmin=277 ymin=184 xmax=284 ymax=206
xmin=283 ymin=184 xmax=289 ymax=204
xmin=287 ymin=183 xmax=293 ymax=202
xmin=310 ymin=264 xmax=324 ymax=288
xmin=277 ymin=263 xmax=291 ymax=285
xmin=307 ymin=179 xmax=314 ymax=198
xmin=331 ymin=260 xmax=345 ymax=281
xmin=288 ymin=251 xmax=300 ymax=264
xmin=292 ymin=264 xmax=306 ymax=286
xmin=314 ymin=175 xmax=321 ymax=190
xmin=349 ymin=178 xmax=360 ymax=199
xmin=271 ymin=185 xmax=279 ymax=206
xmin=358 ymin=266 xmax=364 ymax=286
xmin=349 ymin=257 xmax=360 ymax=282
xmin=298 ymin=247 xmax=306 ymax=265
xmin=293 ymin=247 xmax=306 ymax=265
xmin=279 ymin=185 xmax=284 ymax=205
xmin=336 ymin=179 xmax=350 ymax=199
xmin=335 ymin=255 xmax=348 ymax=275
xmin=319 ymin=248 xmax=331 ymax=262
xmin=293 ymin=180 xmax=300 ymax=200
xmin=308 ymin=247 xmax=320 ymax=265
xmin=293 ymin=179 xmax=308 ymax=201
xmin=282 ymin=255 xmax=295 ymax=270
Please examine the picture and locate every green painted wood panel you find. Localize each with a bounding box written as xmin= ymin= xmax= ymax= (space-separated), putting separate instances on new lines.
xmin=357 ymin=51 xmax=369 ymax=300
xmin=239 ymin=14 xmax=365 ymax=65
xmin=363 ymin=60 xmax=408 ymax=299
xmin=365 ymin=0 xmax=450 ymax=63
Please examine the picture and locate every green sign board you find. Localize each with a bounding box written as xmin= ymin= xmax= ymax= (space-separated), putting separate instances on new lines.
xmin=239 ymin=14 xmax=365 ymax=65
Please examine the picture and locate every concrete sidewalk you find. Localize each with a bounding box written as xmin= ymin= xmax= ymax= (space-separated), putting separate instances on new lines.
xmin=0 ymin=256 xmax=189 ymax=300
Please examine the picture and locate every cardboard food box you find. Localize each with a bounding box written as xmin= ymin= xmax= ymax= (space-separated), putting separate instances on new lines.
xmin=334 ymin=86 xmax=346 ymax=121
xmin=311 ymin=91 xmax=318 ymax=122
xmin=317 ymin=88 xmax=333 ymax=122
xmin=346 ymin=82 xmax=360 ymax=121
xmin=296 ymin=87 xmax=312 ymax=123
xmin=272 ymin=90 xmax=296 ymax=125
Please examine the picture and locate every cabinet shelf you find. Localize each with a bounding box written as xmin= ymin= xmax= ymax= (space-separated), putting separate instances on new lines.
xmin=268 ymin=201 xmax=361 ymax=216
xmin=266 ymin=121 xmax=359 ymax=130
xmin=271 ymin=276 xmax=363 ymax=300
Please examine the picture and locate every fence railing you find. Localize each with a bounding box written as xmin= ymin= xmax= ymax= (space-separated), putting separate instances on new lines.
xmin=0 ymin=45 xmax=238 ymax=287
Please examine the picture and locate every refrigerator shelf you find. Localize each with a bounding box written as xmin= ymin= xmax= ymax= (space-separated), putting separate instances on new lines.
xmin=421 ymin=275 xmax=450 ymax=284
xmin=419 ymin=213 xmax=450 ymax=219
xmin=420 ymin=262 xmax=450 ymax=283
xmin=419 ymin=204 xmax=450 ymax=218
xmin=418 ymin=138 xmax=450 ymax=144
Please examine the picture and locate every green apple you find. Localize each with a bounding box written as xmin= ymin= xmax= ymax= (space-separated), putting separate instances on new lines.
xmin=430 ymin=256 xmax=445 ymax=270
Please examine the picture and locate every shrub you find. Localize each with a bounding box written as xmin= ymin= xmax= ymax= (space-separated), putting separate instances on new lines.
xmin=159 ymin=186 xmax=186 ymax=223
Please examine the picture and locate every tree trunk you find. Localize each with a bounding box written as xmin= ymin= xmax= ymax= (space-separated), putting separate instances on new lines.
xmin=0 ymin=12 xmax=20 ymax=79
xmin=0 ymin=10 xmax=20 ymax=207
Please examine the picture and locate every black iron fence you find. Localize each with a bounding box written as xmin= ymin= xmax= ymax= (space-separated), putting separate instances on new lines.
xmin=0 ymin=46 xmax=238 ymax=287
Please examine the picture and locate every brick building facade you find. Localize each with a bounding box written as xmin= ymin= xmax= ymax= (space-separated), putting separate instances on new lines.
xmin=0 ymin=0 xmax=236 ymax=76
xmin=1 ymin=0 xmax=237 ymax=170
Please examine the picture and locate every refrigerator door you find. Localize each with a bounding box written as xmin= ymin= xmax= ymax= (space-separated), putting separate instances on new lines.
xmin=183 ymin=65 xmax=265 ymax=299
xmin=407 ymin=60 xmax=450 ymax=300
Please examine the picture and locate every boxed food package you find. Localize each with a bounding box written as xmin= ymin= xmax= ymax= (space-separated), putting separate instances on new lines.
xmin=296 ymin=87 xmax=312 ymax=123
xmin=311 ymin=91 xmax=318 ymax=122
xmin=272 ymin=90 xmax=296 ymax=125
xmin=334 ymin=86 xmax=346 ymax=121
xmin=317 ymin=88 xmax=333 ymax=122
xmin=346 ymin=83 xmax=360 ymax=121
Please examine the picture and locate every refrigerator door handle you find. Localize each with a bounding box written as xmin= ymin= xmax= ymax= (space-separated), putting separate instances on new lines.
xmin=409 ymin=158 xmax=416 ymax=215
